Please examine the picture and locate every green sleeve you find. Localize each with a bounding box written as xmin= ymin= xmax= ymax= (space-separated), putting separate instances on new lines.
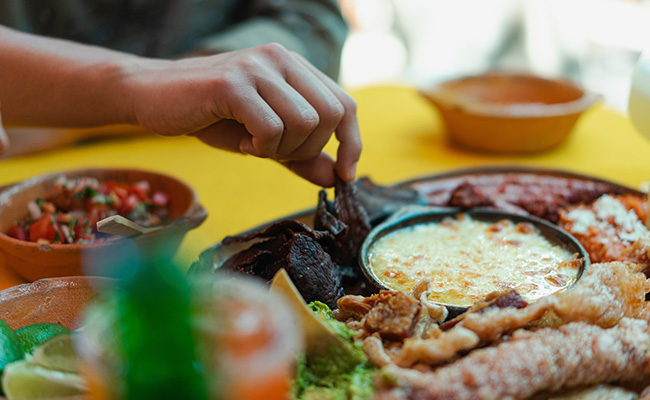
xmin=193 ymin=0 xmax=348 ymax=80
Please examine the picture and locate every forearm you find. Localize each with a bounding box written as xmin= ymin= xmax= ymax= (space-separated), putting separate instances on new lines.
xmin=0 ymin=25 xmax=140 ymax=128
xmin=0 ymin=30 xmax=361 ymax=187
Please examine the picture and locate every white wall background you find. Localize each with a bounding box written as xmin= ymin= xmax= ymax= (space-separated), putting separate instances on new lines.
xmin=338 ymin=0 xmax=650 ymax=111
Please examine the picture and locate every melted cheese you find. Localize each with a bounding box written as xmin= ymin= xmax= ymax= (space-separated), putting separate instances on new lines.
xmin=368 ymin=215 xmax=580 ymax=307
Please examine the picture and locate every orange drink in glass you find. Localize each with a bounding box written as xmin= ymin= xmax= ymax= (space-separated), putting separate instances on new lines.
xmin=193 ymin=276 xmax=303 ymax=400
xmin=76 ymin=274 xmax=303 ymax=400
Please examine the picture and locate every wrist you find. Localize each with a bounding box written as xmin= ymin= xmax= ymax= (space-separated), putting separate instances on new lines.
xmin=112 ymin=57 xmax=176 ymax=129
xmin=99 ymin=56 xmax=152 ymax=126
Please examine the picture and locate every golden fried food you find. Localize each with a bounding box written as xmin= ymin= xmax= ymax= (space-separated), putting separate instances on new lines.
xmin=336 ymin=261 xmax=649 ymax=371
xmin=375 ymin=319 xmax=650 ymax=400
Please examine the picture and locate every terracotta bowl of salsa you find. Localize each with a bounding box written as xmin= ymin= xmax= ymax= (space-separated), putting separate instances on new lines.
xmin=0 ymin=168 xmax=207 ymax=281
xmin=420 ymin=72 xmax=600 ymax=153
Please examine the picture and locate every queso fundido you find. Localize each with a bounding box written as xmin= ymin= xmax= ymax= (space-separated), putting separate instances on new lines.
xmin=367 ymin=214 xmax=583 ymax=307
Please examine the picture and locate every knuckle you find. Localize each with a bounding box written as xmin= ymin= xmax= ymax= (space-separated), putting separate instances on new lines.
xmin=329 ymin=100 xmax=346 ymax=121
xmin=257 ymin=118 xmax=284 ymax=143
xmin=340 ymin=95 xmax=357 ymax=114
xmin=295 ymin=110 xmax=320 ymax=133
xmin=211 ymin=73 xmax=239 ymax=93
xmin=320 ymin=99 xmax=345 ymax=127
xmin=258 ymin=42 xmax=289 ymax=58
xmin=349 ymin=134 xmax=363 ymax=154
xmin=235 ymin=56 xmax=259 ymax=73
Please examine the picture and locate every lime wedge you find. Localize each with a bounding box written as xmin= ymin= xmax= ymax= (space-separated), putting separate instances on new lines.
xmin=31 ymin=334 xmax=78 ymax=373
xmin=0 ymin=319 xmax=24 ymax=374
xmin=16 ymin=323 xmax=69 ymax=354
xmin=1 ymin=360 xmax=86 ymax=399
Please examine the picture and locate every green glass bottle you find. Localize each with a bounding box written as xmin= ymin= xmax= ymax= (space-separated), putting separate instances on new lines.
xmin=115 ymin=249 xmax=208 ymax=400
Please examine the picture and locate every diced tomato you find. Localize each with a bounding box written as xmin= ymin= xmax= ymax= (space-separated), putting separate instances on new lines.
xmin=130 ymin=181 xmax=150 ymax=202
xmin=57 ymin=213 xmax=72 ymax=223
xmin=103 ymin=181 xmax=116 ymax=195
xmin=152 ymin=192 xmax=169 ymax=207
xmin=109 ymin=193 xmax=122 ymax=211
xmin=45 ymin=222 xmax=62 ymax=243
xmin=29 ymin=216 xmax=52 ymax=242
xmin=7 ymin=225 xmax=28 ymax=241
xmin=120 ymin=194 xmax=140 ymax=215
xmin=73 ymin=223 xmax=86 ymax=241
xmin=112 ymin=186 xmax=129 ymax=201
xmin=42 ymin=202 xmax=56 ymax=214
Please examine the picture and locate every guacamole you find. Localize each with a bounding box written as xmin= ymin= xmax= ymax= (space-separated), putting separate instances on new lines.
xmin=292 ymin=302 xmax=376 ymax=400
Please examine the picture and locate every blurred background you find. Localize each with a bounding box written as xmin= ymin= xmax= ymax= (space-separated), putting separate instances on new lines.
xmin=337 ymin=0 xmax=650 ymax=111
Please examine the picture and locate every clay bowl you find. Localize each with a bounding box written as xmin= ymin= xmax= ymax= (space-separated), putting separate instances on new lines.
xmin=0 ymin=168 xmax=207 ymax=281
xmin=0 ymin=276 xmax=114 ymax=331
xmin=359 ymin=207 xmax=589 ymax=319
xmin=420 ymin=72 xmax=600 ymax=153
xmin=0 ymin=276 xmax=113 ymax=400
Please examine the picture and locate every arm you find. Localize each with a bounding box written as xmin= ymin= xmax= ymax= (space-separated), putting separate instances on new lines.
xmin=193 ymin=0 xmax=348 ymax=79
xmin=0 ymin=26 xmax=361 ymax=187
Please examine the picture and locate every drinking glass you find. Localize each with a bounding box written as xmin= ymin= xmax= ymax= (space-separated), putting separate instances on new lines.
xmin=76 ymin=275 xmax=302 ymax=400
xmin=193 ymin=276 xmax=302 ymax=400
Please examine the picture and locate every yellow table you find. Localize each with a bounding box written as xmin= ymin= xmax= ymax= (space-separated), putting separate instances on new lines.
xmin=1 ymin=85 xmax=649 ymax=289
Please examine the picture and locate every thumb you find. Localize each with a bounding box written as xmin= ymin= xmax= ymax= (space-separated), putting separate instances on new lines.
xmin=190 ymin=119 xmax=251 ymax=154
xmin=280 ymin=152 xmax=337 ymax=188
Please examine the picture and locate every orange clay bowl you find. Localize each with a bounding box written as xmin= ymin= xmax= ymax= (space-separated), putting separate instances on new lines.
xmin=0 ymin=168 xmax=207 ymax=281
xmin=420 ymin=72 xmax=600 ymax=153
xmin=0 ymin=276 xmax=113 ymax=400
xmin=0 ymin=276 xmax=114 ymax=331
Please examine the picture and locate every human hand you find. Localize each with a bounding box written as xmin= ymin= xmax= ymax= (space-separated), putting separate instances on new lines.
xmin=0 ymin=108 xmax=8 ymax=155
xmin=123 ymin=43 xmax=361 ymax=187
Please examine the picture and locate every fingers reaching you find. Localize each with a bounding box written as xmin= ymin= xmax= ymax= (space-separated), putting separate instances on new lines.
xmin=144 ymin=43 xmax=362 ymax=186
xmin=290 ymin=53 xmax=362 ymax=182
xmin=193 ymin=119 xmax=339 ymax=188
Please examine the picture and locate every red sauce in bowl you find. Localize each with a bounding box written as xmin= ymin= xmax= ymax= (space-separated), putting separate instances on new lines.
xmin=6 ymin=177 xmax=169 ymax=244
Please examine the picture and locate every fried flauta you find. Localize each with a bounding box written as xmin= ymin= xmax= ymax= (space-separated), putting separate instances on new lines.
xmin=376 ymin=319 xmax=650 ymax=400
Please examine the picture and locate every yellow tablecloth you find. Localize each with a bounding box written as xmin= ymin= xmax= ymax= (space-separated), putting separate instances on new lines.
xmin=1 ymin=85 xmax=649 ymax=289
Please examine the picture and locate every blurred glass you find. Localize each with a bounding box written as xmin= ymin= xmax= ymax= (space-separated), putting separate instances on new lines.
xmin=629 ymin=51 xmax=650 ymax=138
xmin=76 ymin=273 xmax=302 ymax=400
xmin=193 ymin=276 xmax=302 ymax=400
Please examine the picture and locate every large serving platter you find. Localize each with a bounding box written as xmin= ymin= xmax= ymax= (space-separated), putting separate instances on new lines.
xmin=187 ymin=166 xmax=650 ymax=399
xmin=189 ymin=165 xmax=643 ymax=277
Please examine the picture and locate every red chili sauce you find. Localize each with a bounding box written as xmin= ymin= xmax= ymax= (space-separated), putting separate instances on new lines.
xmin=6 ymin=177 xmax=169 ymax=244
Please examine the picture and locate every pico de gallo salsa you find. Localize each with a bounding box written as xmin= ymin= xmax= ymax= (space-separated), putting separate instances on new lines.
xmin=6 ymin=176 xmax=170 ymax=244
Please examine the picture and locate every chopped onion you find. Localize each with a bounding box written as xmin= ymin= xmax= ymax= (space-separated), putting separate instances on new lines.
xmin=27 ymin=201 xmax=42 ymax=220
xmin=60 ymin=224 xmax=73 ymax=244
